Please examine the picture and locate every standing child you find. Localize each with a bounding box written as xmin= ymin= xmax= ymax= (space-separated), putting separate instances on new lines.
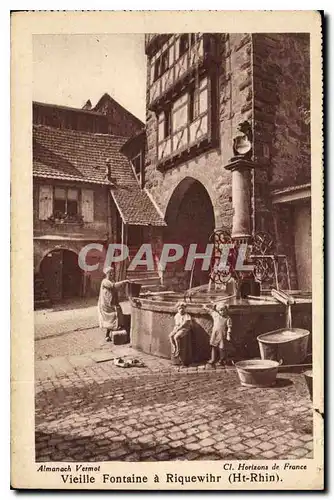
xmin=169 ymin=301 xmax=192 ymax=358
xmin=204 ymin=302 xmax=233 ymax=366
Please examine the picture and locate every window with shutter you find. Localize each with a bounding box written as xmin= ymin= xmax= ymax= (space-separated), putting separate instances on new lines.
xmin=67 ymin=188 xmax=79 ymax=215
xmin=54 ymin=187 xmax=66 ymax=215
xmin=53 ymin=187 xmax=79 ymax=217
xmin=81 ymin=189 xmax=94 ymax=222
xmin=39 ymin=185 xmax=53 ymax=220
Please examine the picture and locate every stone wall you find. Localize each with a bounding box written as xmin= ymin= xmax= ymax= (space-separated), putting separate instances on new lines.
xmin=252 ymin=33 xmax=311 ymax=215
xmin=219 ymin=33 xmax=253 ymax=163
xmin=145 ymin=33 xmax=310 ymax=223
xmin=33 ymin=180 xmax=110 ymax=296
xmin=252 ymin=33 xmax=311 ymax=288
xmin=33 ymin=238 xmax=104 ymax=298
xmin=144 ymin=33 xmax=254 ymax=233
xmin=33 ymin=181 xmax=110 ymax=241
xmin=144 ymin=33 xmax=311 ymax=290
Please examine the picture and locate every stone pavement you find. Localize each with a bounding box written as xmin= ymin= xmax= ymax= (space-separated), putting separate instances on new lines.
xmin=36 ymin=327 xmax=112 ymax=363
xmin=35 ymin=344 xmax=313 ymax=462
xmin=35 ymin=340 xmax=175 ymax=380
xmin=35 ymin=300 xmax=130 ymax=340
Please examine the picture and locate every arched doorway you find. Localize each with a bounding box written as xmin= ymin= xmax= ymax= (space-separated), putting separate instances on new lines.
xmin=165 ymin=177 xmax=215 ymax=288
xmin=40 ymin=249 xmax=83 ymax=302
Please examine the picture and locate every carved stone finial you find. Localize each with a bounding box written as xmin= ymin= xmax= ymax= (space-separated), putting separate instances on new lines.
xmin=232 ymin=120 xmax=253 ymax=160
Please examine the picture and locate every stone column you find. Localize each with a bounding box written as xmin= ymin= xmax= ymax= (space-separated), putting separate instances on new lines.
xmin=224 ymin=159 xmax=256 ymax=241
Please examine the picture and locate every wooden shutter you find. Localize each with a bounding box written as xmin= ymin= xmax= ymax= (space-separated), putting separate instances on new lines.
xmin=81 ymin=189 xmax=94 ymax=222
xmin=39 ymin=185 xmax=53 ymax=220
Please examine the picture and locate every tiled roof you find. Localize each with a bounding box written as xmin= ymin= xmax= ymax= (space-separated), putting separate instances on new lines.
xmin=33 ymin=124 xmax=134 ymax=185
xmin=33 ymin=124 xmax=166 ymax=226
xmin=111 ymin=188 xmax=166 ymax=227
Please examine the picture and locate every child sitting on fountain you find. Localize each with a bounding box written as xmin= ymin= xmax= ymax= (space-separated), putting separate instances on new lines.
xmin=204 ymin=302 xmax=233 ymax=366
xmin=169 ymin=301 xmax=192 ymax=358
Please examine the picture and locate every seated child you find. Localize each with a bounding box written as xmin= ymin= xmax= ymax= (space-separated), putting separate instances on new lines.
xmin=204 ymin=302 xmax=233 ymax=366
xmin=169 ymin=301 xmax=192 ymax=358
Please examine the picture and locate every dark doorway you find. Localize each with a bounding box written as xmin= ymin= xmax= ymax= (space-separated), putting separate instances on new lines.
xmin=40 ymin=249 xmax=83 ymax=302
xmin=165 ymin=177 xmax=215 ymax=287
xmin=128 ymin=225 xmax=145 ymax=246
xmin=62 ymin=250 xmax=83 ymax=298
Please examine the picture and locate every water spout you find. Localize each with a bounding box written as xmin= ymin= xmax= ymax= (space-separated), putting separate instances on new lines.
xmin=270 ymin=289 xmax=294 ymax=329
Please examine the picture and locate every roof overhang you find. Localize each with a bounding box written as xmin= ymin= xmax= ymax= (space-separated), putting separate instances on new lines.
xmin=110 ymin=189 xmax=127 ymax=224
xmin=110 ymin=188 xmax=167 ymax=227
xmin=271 ymin=184 xmax=311 ymax=205
xmin=33 ymin=173 xmax=112 ymax=186
xmin=33 ymin=235 xmax=107 ymax=242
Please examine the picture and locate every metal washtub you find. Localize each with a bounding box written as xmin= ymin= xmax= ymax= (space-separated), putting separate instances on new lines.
xmin=304 ymin=370 xmax=313 ymax=400
xmin=257 ymin=328 xmax=310 ymax=365
xmin=234 ymin=359 xmax=281 ymax=388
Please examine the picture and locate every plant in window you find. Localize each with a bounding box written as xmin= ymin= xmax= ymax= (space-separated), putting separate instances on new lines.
xmin=49 ymin=186 xmax=83 ymax=224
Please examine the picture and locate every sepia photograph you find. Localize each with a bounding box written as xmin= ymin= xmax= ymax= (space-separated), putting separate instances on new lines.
xmin=11 ymin=10 xmax=323 ymax=490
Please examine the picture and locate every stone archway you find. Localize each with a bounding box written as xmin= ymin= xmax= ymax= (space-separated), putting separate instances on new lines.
xmin=165 ymin=177 xmax=215 ymax=288
xmin=39 ymin=248 xmax=83 ymax=302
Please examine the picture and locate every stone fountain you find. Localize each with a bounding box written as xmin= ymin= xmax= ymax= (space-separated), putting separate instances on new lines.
xmin=129 ymin=122 xmax=312 ymax=365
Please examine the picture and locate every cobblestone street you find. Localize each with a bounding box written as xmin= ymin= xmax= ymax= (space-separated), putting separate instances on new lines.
xmin=35 ymin=309 xmax=313 ymax=462
xmin=34 ymin=299 xmax=130 ymax=340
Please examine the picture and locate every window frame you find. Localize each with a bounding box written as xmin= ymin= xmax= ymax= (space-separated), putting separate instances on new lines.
xmin=188 ymin=87 xmax=198 ymax=123
xmin=160 ymin=49 xmax=169 ymax=75
xmin=153 ymin=58 xmax=161 ymax=82
xmin=153 ymin=48 xmax=170 ymax=82
xmin=163 ymin=108 xmax=172 ymax=139
xmin=53 ymin=186 xmax=80 ymax=218
xmin=179 ymin=34 xmax=189 ymax=57
xmin=156 ymin=74 xmax=212 ymax=163
xmin=179 ymin=33 xmax=196 ymax=58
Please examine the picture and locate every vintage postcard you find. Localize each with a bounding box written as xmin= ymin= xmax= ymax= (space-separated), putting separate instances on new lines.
xmin=11 ymin=10 xmax=324 ymax=490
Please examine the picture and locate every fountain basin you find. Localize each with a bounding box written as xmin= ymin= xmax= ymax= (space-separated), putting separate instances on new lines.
xmin=257 ymin=328 xmax=310 ymax=365
xmin=130 ymin=292 xmax=312 ymax=363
